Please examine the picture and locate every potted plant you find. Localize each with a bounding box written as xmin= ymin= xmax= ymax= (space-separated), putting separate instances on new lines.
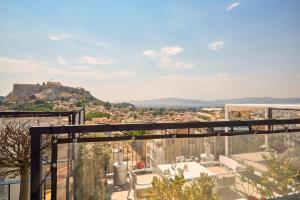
xmin=137 ymin=161 xmax=145 ymax=169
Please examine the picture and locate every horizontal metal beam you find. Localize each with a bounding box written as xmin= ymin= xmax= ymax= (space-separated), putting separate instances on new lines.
xmin=0 ymin=111 xmax=73 ymax=118
xmin=30 ymin=118 xmax=300 ymax=135
xmin=56 ymin=128 xmax=300 ymax=144
xmin=270 ymin=108 xmax=300 ymax=111
xmin=0 ymin=109 xmax=84 ymax=118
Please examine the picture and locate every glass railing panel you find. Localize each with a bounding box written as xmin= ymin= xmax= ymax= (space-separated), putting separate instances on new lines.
xmin=0 ymin=184 xmax=9 ymax=200
xmin=44 ymin=129 xmax=300 ymax=200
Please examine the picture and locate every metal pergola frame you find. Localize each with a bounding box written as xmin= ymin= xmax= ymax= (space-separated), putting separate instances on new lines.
xmin=0 ymin=108 xmax=85 ymax=125
xmin=0 ymin=109 xmax=85 ymax=200
xmin=29 ymin=118 xmax=300 ymax=200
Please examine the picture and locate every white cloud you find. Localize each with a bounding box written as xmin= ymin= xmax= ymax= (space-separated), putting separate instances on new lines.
xmin=49 ymin=36 xmax=60 ymax=41
xmin=79 ymin=55 xmax=113 ymax=65
xmin=0 ymin=57 xmax=133 ymax=82
xmin=161 ymin=46 xmax=183 ymax=55
xmin=63 ymin=69 xmax=135 ymax=81
xmin=160 ymin=59 xmax=193 ymax=69
xmin=1 ymin=56 xmax=297 ymax=101
xmin=160 ymin=73 xmax=232 ymax=83
xmin=48 ymin=33 xmax=110 ymax=49
xmin=0 ymin=57 xmax=45 ymax=73
xmin=143 ymin=46 xmax=183 ymax=57
xmin=57 ymin=56 xmax=67 ymax=65
xmin=227 ymin=2 xmax=241 ymax=11
xmin=208 ymin=41 xmax=224 ymax=50
xmin=48 ymin=33 xmax=72 ymax=41
xmin=143 ymin=46 xmax=193 ymax=69
xmin=160 ymin=74 xmax=185 ymax=81
xmin=143 ymin=50 xmax=158 ymax=57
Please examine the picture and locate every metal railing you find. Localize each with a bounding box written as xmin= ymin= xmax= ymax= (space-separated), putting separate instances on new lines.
xmin=29 ymin=118 xmax=300 ymax=199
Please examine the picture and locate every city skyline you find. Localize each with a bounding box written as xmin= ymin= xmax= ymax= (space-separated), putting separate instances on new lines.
xmin=0 ymin=0 xmax=300 ymax=101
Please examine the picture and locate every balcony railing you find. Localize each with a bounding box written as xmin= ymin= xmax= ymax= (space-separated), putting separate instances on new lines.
xmin=29 ymin=118 xmax=300 ymax=200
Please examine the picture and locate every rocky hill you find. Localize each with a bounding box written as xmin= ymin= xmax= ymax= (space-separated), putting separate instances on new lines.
xmin=5 ymin=82 xmax=95 ymax=102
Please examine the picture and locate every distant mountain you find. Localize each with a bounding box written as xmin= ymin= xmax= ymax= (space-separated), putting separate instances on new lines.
xmin=211 ymin=97 xmax=300 ymax=105
xmin=5 ymin=82 xmax=96 ymax=103
xmin=129 ymin=97 xmax=207 ymax=107
xmin=128 ymin=97 xmax=300 ymax=107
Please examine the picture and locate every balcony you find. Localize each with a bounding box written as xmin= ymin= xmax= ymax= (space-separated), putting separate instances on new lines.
xmin=1 ymin=111 xmax=300 ymax=199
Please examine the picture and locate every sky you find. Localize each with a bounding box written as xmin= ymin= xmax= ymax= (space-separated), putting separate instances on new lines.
xmin=0 ymin=0 xmax=300 ymax=101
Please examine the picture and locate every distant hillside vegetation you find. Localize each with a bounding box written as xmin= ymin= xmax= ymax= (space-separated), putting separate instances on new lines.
xmin=5 ymin=82 xmax=96 ymax=103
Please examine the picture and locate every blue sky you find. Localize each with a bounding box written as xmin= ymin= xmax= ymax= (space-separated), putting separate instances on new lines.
xmin=0 ymin=0 xmax=299 ymax=101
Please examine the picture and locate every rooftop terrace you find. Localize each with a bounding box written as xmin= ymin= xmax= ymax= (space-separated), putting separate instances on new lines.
xmin=1 ymin=110 xmax=300 ymax=200
xmin=31 ymin=118 xmax=300 ymax=200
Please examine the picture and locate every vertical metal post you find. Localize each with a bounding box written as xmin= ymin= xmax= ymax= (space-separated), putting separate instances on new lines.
xmin=131 ymin=144 xmax=133 ymax=167
xmin=68 ymin=115 xmax=72 ymax=125
xmin=8 ymin=184 xmax=10 ymax=200
xmin=71 ymin=112 xmax=77 ymax=200
xmin=126 ymin=143 xmax=129 ymax=169
xmin=67 ymin=126 xmax=75 ymax=200
xmin=43 ymin=180 xmax=46 ymax=200
xmin=78 ymin=111 xmax=81 ymax=125
xmin=66 ymin=177 xmax=69 ymax=200
xmin=83 ymin=107 xmax=86 ymax=124
xmin=71 ymin=113 xmax=76 ymax=125
xmin=66 ymin=135 xmax=70 ymax=200
xmin=51 ymin=142 xmax=58 ymax=200
xmin=224 ymin=106 xmax=229 ymax=157
xmin=264 ymin=107 xmax=270 ymax=151
xmin=187 ymin=128 xmax=190 ymax=157
xmin=30 ymin=130 xmax=42 ymax=200
xmin=268 ymin=108 xmax=273 ymax=129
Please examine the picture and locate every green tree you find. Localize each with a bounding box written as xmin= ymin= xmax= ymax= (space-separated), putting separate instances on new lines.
xmin=236 ymin=153 xmax=300 ymax=199
xmin=105 ymin=101 xmax=112 ymax=110
xmin=75 ymin=100 xmax=85 ymax=107
xmin=6 ymin=102 xmax=54 ymax=111
xmin=85 ymin=112 xmax=111 ymax=121
xmin=183 ymin=174 xmax=218 ymax=200
xmin=258 ymin=154 xmax=300 ymax=198
xmin=147 ymin=170 xmax=218 ymax=200
xmin=126 ymin=130 xmax=146 ymax=136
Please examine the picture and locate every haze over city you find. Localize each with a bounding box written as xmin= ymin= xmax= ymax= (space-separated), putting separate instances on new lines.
xmin=0 ymin=0 xmax=299 ymax=101
xmin=1 ymin=1 xmax=300 ymax=200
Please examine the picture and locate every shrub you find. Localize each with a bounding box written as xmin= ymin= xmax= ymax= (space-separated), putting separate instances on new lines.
xmin=147 ymin=170 xmax=218 ymax=200
xmin=85 ymin=112 xmax=111 ymax=121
